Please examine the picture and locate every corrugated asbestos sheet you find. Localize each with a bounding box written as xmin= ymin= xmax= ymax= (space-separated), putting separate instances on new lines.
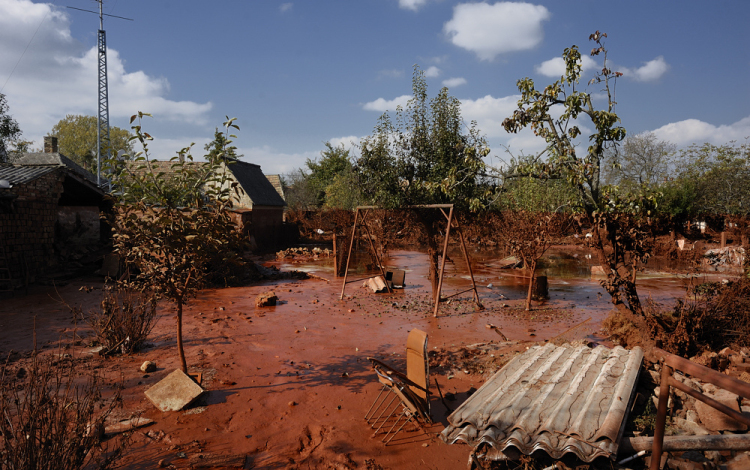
xmin=441 ymin=343 xmax=643 ymax=463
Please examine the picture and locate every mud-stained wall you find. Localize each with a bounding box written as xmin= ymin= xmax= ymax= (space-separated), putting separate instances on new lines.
xmin=0 ymin=170 xmax=64 ymax=283
xmin=229 ymin=207 xmax=284 ymax=251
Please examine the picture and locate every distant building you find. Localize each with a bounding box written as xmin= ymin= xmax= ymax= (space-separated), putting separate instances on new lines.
xmin=0 ymin=137 xmax=106 ymax=288
xmin=124 ymin=159 xmax=286 ymax=250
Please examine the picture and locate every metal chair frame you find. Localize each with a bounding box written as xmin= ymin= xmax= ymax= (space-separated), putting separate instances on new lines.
xmin=364 ymin=329 xmax=432 ymax=445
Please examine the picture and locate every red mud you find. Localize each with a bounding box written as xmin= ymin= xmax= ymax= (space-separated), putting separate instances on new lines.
xmin=0 ymin=248 xmax=729 ymax=469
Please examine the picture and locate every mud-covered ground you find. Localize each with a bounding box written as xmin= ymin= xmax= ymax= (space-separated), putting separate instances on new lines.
xmin=0 ymin=248 xmax=734 ymax=469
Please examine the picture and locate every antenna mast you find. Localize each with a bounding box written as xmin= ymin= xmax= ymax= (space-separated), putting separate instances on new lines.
xmin=67 ymin=2 xmax=132 ymax=187
xmin=97 ymin=0 xmax=108 ymax=187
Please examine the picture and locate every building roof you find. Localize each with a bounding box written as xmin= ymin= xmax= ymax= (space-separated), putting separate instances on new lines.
xmin=123 ymin=159 xmax=286 ymax=208
xmin=441 ymin=343 xmax=643 ymax=463
xmin=0 ymin=165 xmax=56 ymax=186
xmin=225 ymin=161 xmax=286 ymax=207
xmin=16 ymin=152 xmax=98 ymax=185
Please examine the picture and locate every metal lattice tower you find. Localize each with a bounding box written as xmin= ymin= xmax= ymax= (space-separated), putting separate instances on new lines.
xmin=67 ymin=1 xmax=132 ymax=187
xmin=97 ymin=15 xmax=110 ymax=187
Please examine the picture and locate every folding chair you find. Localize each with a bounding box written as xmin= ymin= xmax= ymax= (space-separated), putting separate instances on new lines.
xmin=364 ymin=329 xmax=431 ymax=445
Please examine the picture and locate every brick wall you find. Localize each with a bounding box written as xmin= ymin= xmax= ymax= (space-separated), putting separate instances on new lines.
xmin=0 ymin=170 xmax=64 ymax=282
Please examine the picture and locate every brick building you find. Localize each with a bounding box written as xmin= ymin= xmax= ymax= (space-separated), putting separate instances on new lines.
xmin=0 ymin=137 xmax=105 ymax=288
xmin=129 ymin=159 xmax=287 ymax=250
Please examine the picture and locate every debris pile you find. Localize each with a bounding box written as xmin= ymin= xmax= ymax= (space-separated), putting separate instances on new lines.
xmin=276 ymin=247 xmax=333 ymax=261
xmin=703 ymin=246 xmax=745 ymax=270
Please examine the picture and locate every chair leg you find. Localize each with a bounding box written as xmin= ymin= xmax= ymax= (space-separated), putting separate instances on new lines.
xmin=382 ymin=409 xmax=408 ymax=443
xmin=384 ymin=411 xmax=414 ymax=445
xmin=370 ymin=393 xmax=398 ymax=430
xmin=372 ymin=398 xmax=400 ymax=436
xmin=364 ymin=385 xmax=388 ymax=422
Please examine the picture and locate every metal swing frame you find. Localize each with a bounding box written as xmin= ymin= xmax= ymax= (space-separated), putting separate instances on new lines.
xmin=339 ymin=204 xmax=483 ymax=317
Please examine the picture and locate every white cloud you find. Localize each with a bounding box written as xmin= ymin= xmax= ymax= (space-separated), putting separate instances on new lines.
xmin=651 ymin=115 xmax=750 ymax=147
xmin=0 ymin=0 xmax=211 ymax=148
xmin=399 ymin=0 xmax=429 ymax=11
xmin=279 ymin=3 xmax=293 ymax=13
xmin=442 ymin=77 xmax=467 ymax=88
xmin=328 ymin=135 xmax=362 ymax=152
xmin=460 ymin=94 xmax=519 ymax=139
xmin=238 ymin=145 xmax=319 ymax=175
xmin=363 ymin=95 xmax=411 ymax=112
xmin=424 ymin=66 xmax=441 ymax=78
xmin=444 ymin=2 xmax=551 ymax=61
xmin=535 ymin=55 xmax=598 ymax=78
xmin=619 ymin=56 xmax=669 ymax=82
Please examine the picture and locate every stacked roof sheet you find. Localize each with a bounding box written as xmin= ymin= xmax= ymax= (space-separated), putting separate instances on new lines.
xmin=441 ymin=343 xmax=643 ymax=463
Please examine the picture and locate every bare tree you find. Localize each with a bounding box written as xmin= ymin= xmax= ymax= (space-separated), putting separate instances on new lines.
xmin=603 ymin=132 xmax=675 ymax=192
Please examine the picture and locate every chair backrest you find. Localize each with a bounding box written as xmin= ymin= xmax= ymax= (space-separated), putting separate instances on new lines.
xmin=405 ymin=329 xmax=429 ymax=402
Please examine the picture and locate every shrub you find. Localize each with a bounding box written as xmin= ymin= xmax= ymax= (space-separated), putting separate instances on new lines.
xmin=0 ymin=352 xmax=128 ymax=469
xmin=75 ymin=287 xmax=158 ymax=355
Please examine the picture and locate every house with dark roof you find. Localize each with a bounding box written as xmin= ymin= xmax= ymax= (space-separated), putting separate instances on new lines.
xmin=215 ymin=160 xmax=287 ymax=249
xmin=0 ymin=137 xmax=106 ymax=288
xmin=124 ymin=158 xmax=287 ymax=250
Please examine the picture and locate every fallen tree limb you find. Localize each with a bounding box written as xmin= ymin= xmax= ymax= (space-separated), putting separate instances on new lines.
xmin=620 ymin=434 xmax=750 ymax=454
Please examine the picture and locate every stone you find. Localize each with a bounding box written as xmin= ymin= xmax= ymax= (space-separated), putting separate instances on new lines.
xmin=140 ymin=361 xmax=156 ymax=373
xmin=726 ymin=452 xmax=750 ymax=470
xmin=672 ymin=417 xmax=709 ymax=435
xmin=720 ymin=347 xmax=739 ymax=357
xmin=694 ymin=389 xmax=749 ymax=432
xmin=255 ymin=291 xmax=277 ymax=307
xmin=145 ymin=370 xmax=204 ymax=412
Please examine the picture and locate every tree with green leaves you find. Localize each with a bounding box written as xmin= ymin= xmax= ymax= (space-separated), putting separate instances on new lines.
xmin=305 ymin=142 xmax=354 ymax=207
xmin=358 ymin=66 xmax=489 ymax=211
xmin=357 ymin=65 xmax=490 ymax=297
xmin=109 ymin=113 xmax=247 ymax=373
xmin=50 ymin=114 xmax=134 ymax=171
xmin=669 ymin=141 xmax=750 ymax=216
xmin=501 ymin=31 xmax=656 ymax=316
xmin=0 ymin=93 xmax=24 ymax=163
xmin=204 ymin=127 xmax=242 ymax=162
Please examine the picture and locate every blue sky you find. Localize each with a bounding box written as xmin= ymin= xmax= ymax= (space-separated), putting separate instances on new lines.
xmin=2 ymin=0 xmax=749 ymax=175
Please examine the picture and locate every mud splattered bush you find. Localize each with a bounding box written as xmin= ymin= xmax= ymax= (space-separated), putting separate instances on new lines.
xmin=607 ymin=278 xmax=750 ymax=357
xmin=0 ymin=352 xmax=127 ymax=470
xmin=75 ymin=287 xmax=158 ymax=355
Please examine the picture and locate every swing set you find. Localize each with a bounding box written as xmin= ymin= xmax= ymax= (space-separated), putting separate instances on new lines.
xmin=339 ymin=204 xmax=483 ymax=317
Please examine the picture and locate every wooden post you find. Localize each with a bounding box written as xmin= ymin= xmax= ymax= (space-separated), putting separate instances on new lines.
xmin=340 ymin=208 xmax=360 ymax=299
xmin=332 ymin=233 xmax=338 ymax=275
xmin=721 ymin=231 xmax=726 ymax=249
xmin=650 ymin=362 xmax=674 ymax=470
xmin=455 ymin=220 xmax=482 ymax=309
xmin=433 ymin=206 xmax=453 ymax=317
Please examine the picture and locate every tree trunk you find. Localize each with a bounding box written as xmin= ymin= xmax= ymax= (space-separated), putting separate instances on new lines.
xmin=595 ymin=224 xmax=645 ymax=317
xmin=177 ymin=298 xmax=188 ymax=373
xmin=525 ymin=260 xmax=537 ymax=311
